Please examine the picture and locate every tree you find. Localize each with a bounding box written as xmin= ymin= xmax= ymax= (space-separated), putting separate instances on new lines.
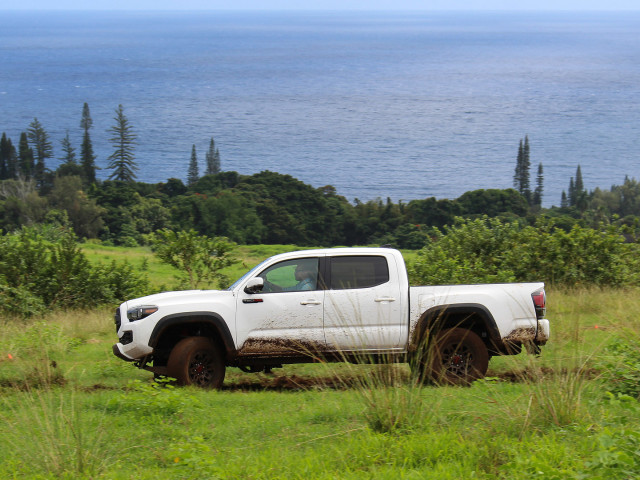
xmin=560 ymin=190 xmax=568 ymax=208
xmin=0 ymin=133 xmax=13 ymax=180
xmin=188 ymin=144 xmax=199 ymax=186
xmin=512 ymin=136 xmax=531 ymax=203
xmin=27 ymin=118 xmax=53 ymax=186
xmin=106 ymin=104 xmax=138 ymax=182
xmin=150 ymin=229 xmax=237 ymax=289
xmin=49 ymin=176 xmax=105 ymax=238
xmin=573 ymin=165 xmax=588 ymax=211
xmin=80 ymin=102 xmax=97 ymax=185
xmin=205 ymin=137 xmax=221 ymax=176
xmin=533 ymin=163 xmax=544 ymax=207
xmin=60 ymin=132 xmax=76 ymax=165
xmin=18 ymin=132 xmax=34 ymax=179
xmin=567 ymin=165 xmax=587 ymax=210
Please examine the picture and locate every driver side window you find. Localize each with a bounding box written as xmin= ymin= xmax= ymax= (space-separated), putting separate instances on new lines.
xmin=259 ymin=258 xmax=319 ymax=292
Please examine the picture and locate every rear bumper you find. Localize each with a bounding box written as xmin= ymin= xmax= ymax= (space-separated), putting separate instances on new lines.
xmin=536 ymin=319 xmax=550 ymax=345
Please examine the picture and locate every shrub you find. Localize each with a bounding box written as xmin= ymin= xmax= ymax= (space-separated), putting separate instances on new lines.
xmin=0 ymin=227 xmax=149 ymax=316
xmin=409 ymin=217 xmax=640 ymax=287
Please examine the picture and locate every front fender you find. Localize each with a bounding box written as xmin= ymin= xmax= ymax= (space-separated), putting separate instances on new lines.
xmin=148 ymin=312 xmax=236 ymax=356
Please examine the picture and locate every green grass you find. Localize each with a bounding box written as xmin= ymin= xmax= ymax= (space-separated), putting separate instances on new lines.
xmin=81 ymin=242 xmax=308 ymax=290
xmin=1 ymin=286 xmax=640 ymax=478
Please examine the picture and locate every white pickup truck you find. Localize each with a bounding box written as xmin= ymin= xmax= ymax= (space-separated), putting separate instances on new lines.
xmin=112 ymin=247 xmax=549 ymax=387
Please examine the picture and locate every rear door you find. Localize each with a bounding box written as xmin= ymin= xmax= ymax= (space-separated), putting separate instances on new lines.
xmin=323 ymin=253 xmax=405 ymax=351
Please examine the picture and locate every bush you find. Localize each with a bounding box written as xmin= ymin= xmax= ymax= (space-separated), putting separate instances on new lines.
xmin=409 ymin=217 xmax=640 ymax=287
xmin=0 ymin=227 xmax=149 ymax=316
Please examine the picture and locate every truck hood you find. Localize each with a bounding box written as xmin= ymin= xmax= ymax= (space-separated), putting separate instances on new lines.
xmin=125 ymin=289 xmax=232 ymax=308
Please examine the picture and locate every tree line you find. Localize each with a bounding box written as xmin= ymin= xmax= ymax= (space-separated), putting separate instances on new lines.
xmin=1 ymin=107 xmax=640 ymax=249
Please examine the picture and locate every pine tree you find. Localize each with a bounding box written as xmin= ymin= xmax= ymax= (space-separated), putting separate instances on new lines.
xmin=1 ymin=134 xmax=18 ymax=180
xmin=18 ymin=132 xmax=34 ymax=179
xmin=27 ymin=118 xmax=53 ymax=185
xmin=513 ymin=139 xmax=523 ymax=190
xmin=205 ymin=137 xmax=221 ymax=176
xmin=80 ymin=102 xmax=97 ymax=184
xmin=574 ymin=165 xmax=587 ymax=211
xmin=575 ymin=165 xmax=584 ymax=194
xmin=568 ymin=177 xmax=575 ymax=206
xmin=560 ymin=190 xmax=568 ymax=208
xmin=106 ymin=104 xmax=138 ymax=182
xmin=60 ymin=132 xmax=77 ymax=165
xmin=188 ymin=144 xmax=199 ymax=186
xmin=0 ymin=133 xmax=8 ymax=179
xmin=533 ymin=162 xmax=543 ymax=207
xmin=513 ymin=136 xmax=531 ymax=203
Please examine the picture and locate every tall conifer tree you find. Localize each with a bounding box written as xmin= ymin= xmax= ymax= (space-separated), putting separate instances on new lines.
xmin=80 ymin=102 xmax=97 ymax=184
xmin=27 ymin=118 xmax=52 ymax=185
xmin=188 ymin=144 xmax=199 ymax=186
xmin=574 ymin=165 xmax=587 ymax=211
xmin=0 ymin=133 xmax=8 ymax=179
xmin=205 ymin=137 xmax=221 ymax=176
xmin=60 ymin=132 xmax=77 ymax=165
xmin=1 ymin=134 xmax=18 ymax=180
xmin=533 ymin=163 xmax=544 ymax=207
xmin=106 ymin=104 xmax=138 ymax=182
xmin=513 ymin=136 xmax=531 ymax=203
xmin=568 ymin=177 xmax=576 ymax=207
xmin=18 ymin=132 xmax=34 ymax=179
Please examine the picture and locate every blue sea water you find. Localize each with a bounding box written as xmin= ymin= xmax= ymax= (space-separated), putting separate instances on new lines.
xmin=0 ymin=10 xmax=639 ymax=206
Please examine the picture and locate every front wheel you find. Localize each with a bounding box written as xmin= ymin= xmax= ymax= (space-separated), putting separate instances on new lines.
xmin=414 ymin=328 xmax=489 ymax=385
xmin=167 ymin=337 xmax=225 ymax=389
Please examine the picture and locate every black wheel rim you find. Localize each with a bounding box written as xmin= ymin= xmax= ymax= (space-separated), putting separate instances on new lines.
xmin=441 ymin=342 xmax=474 ymax=377
xmin=188 ymin=350 xmax=216 ymax=386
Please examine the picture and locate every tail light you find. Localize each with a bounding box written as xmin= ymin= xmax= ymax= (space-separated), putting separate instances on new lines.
xmin=531 ymin=288 xmax=546 ymax=319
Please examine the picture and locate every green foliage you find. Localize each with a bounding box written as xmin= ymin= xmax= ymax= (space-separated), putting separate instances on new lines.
xmin=49 ymin=176 xmax=105 ymax=239
xmin=108 ymin=378 xmax=199 ymax=416
xmin=598 ymin=337 xmax=640 ymax=399
xmin=580 ymin=422 xmax=640 ymax=479
xmin=150 ymin=228 xmax=237 ymax=289
xmin=0 ymin=227 xmax=149 ymax=316
xmin=409 ymin=217 xmax=640 ymax=287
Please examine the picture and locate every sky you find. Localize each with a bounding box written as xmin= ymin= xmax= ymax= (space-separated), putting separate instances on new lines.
xmin=0 ymin=0 xmax=639 ymax=10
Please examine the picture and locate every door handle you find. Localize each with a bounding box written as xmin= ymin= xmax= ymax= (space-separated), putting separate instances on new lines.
xmin=375 ymin=297 xmax=396 ymax=303
xmin=300 ymin=300 xmax=322 ymax=305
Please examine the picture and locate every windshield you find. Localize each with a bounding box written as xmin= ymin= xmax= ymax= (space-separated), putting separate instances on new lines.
xmin=227 ymin=257 xmax=272 ymax=291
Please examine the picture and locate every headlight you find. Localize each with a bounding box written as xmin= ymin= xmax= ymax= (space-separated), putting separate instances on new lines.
xmin=127 ymin=305 xmax=158 ymax=321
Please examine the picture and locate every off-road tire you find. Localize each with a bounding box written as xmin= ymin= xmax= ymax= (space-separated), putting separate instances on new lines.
xmin=416 ymin=327 xmax=489 ymax=385
xmin=167 ymin=337 xmax=225 ymax=389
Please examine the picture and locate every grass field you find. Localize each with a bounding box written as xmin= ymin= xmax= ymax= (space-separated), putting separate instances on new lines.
xmin=1 ymin=246 xmax=639 ymax=478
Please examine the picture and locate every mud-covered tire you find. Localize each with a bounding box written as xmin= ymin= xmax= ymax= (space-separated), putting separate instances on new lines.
xmin=415 ymin=328 xmax=489 ymax=385
xmin=167 ymin=337 xmax=225 ymax=389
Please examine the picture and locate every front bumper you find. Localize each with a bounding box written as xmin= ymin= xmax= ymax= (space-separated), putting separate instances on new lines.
xmin=112 ymin=343 xmax=135 ymax=362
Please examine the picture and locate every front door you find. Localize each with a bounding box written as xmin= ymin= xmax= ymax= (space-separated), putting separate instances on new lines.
xmin=235 ymin=257 xmax=326 ymax=357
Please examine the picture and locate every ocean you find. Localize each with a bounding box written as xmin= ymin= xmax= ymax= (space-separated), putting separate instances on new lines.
xmin=0 ymin=10 xmax=639 ymax=207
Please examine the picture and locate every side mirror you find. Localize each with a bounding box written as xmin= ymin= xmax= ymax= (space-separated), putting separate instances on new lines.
xmin=244 ymin=277 xmax=264 ymax=294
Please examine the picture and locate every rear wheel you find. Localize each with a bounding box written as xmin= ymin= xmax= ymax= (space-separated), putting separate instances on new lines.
xmin=167 ymin=337 xmax=225 ymax=389
xmin=415 ymin=328 xmax=489 ymax=385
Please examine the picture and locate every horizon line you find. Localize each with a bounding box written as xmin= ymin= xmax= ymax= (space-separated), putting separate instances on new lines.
xmin=1 ymin=7 xmax=640 ymax=12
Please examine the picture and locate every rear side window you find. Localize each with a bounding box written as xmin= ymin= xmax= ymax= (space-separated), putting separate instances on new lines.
xmin=330 ymin=256 xmax=389 ymax=290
